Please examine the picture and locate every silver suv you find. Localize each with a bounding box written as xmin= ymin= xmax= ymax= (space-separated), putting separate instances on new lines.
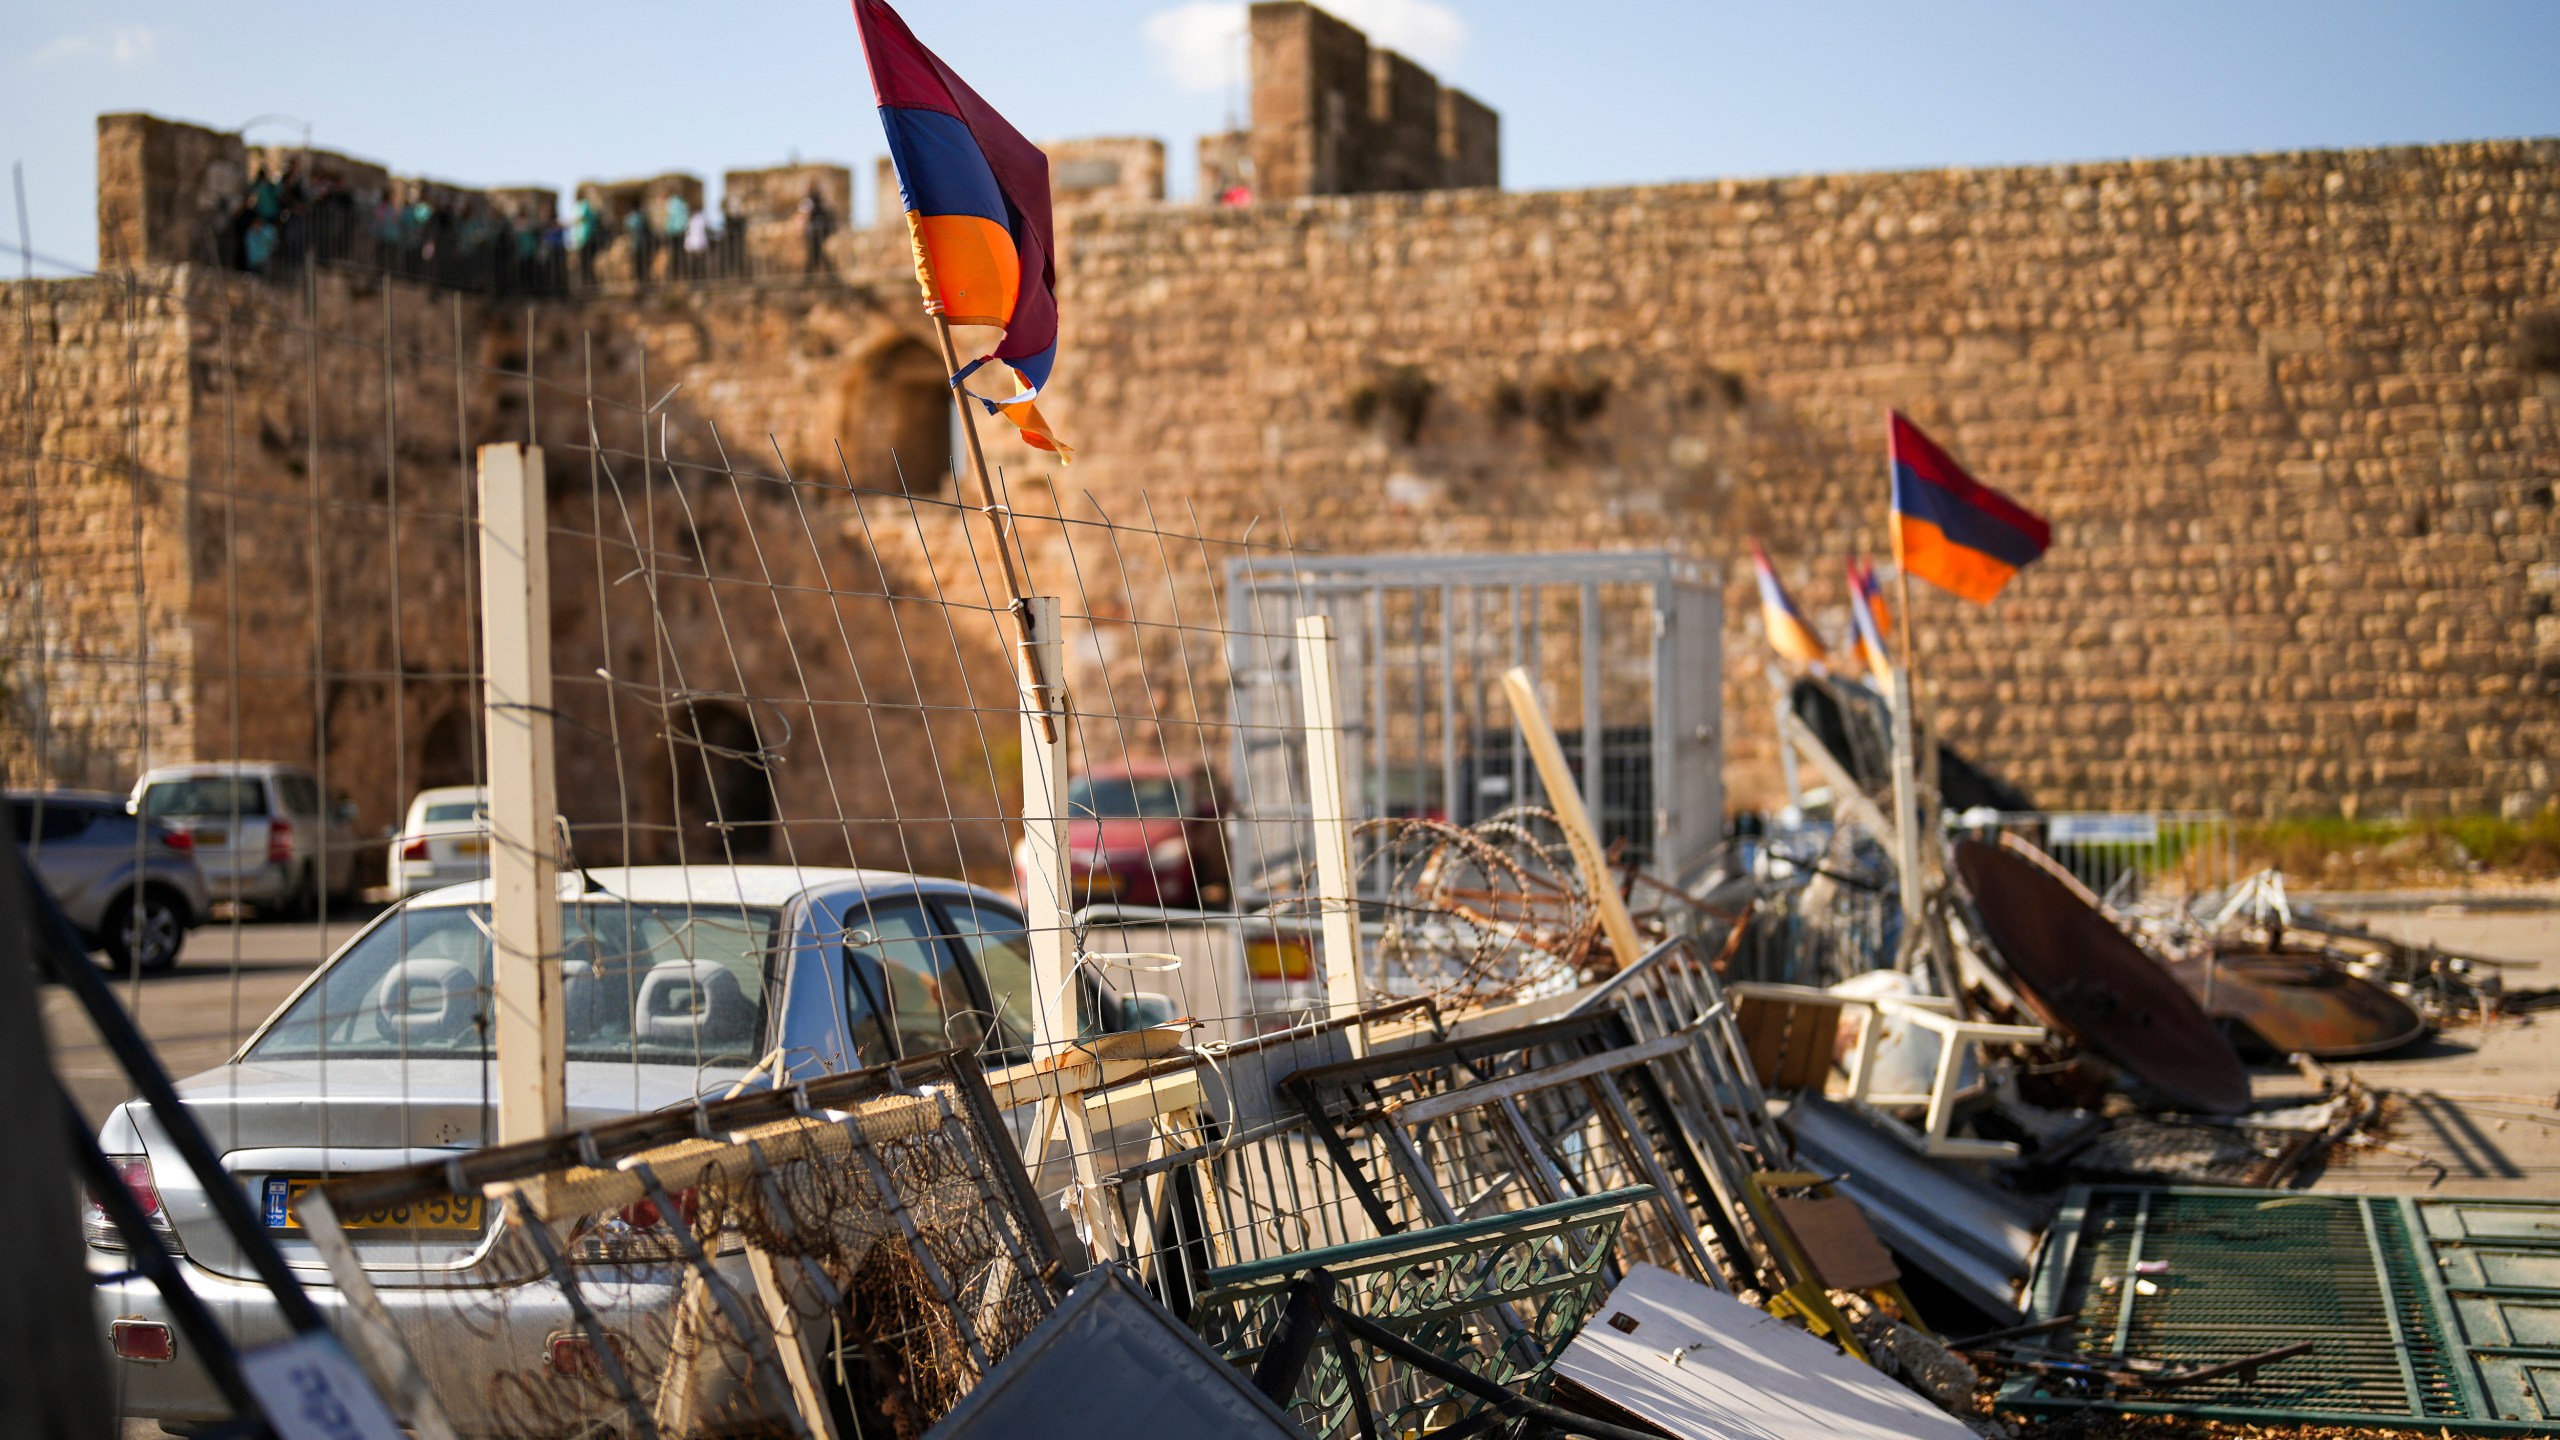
xmin=131 ymin=763 xmax=361 ymax=918
xmin=8 ymin=790 xmax=211 ymax=972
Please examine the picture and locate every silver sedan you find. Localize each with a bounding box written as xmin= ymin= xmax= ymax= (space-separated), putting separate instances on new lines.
xmin=88 ymin=864 xmax=1044 ymax=1430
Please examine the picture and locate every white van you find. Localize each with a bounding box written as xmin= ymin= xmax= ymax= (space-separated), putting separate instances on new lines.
xmin=130 ymin=762 xmax=361 ymax=917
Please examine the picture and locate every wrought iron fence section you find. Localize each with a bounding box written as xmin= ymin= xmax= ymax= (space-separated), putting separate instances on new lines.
xmin=1190 ymin=1189 xmax=1638 ymax=1440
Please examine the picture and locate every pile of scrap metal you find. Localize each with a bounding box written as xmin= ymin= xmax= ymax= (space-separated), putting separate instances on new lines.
xmin=1014 ymin=743 xmax=2044 ymax=1435
xmin=2118 ymin=867 xmax=2523 ymax=1034
xmin=1055 ymin=929 xmax=2007 ymax=1440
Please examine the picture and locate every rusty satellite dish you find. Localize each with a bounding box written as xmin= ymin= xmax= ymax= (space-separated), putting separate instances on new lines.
xmin=2169 ymin=948 xmax=2427 ymax=1058
xmin=1952 ymin=839 xmax=2251 ymax=1115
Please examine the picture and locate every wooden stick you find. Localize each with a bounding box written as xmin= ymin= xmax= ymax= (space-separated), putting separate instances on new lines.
xmin=1501 ymin=666 xmax=1648 ymax=971
xmin=928 ymin=299 xmax=1055 ymax=743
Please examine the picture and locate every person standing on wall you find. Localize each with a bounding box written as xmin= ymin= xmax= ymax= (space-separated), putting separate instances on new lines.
xmin=799 ymin=183 xmax=833 ymax=275
xmin=683 ymin=203 xmax=711 ymax=282
xmin=663 ymin=191 xmax=692 ymax=279
xmin=626 ymin=201 xmax=654 ymax=285
xmin=571 ymin=195 xmax=601 ymax=287
xmin=720 ymin=194 xmax=747 ymax=278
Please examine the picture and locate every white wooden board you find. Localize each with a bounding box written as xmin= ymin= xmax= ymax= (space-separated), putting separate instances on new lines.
xmin=1554 ymin=1263 xmax=1975 ymax=1440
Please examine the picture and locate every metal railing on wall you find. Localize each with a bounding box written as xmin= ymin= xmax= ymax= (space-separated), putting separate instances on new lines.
xmin=1979 ymin=810 xmax=2238 ymax=904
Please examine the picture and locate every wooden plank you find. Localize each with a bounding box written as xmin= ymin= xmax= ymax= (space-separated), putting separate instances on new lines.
xmin=1501 ymin=666 xmax=1647 ymax=970
xmin=1777 ymin=710 xmax=1901 ymax=869
xmin=1082 ymin=1071 xmax=1207 ymax=1133
xmin=1294 ymin=614 xmax=1366 ymax=1054
xmin=747 ymin=1249 xmax=838 ymax=1438
xmin=476 ymin=442 xmax=563 ymax=1144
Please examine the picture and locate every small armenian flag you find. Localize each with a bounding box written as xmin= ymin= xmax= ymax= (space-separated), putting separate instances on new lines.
xmin=1847 ymin=556 xmax=1893 ymax=677
xmin=1888 ymin=412 xmax=2047 ymax=603
xmin=1752 ymin=541 xmax=1827 ymax=666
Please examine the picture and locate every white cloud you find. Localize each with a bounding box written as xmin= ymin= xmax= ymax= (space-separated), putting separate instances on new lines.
xmin=31 ymin=24 xmax=158 ymax=68
xmin=1143 ymin=3 xmax=1249 ymax=94
xmin=1143 ymin=0 xmax=1466 ymax=93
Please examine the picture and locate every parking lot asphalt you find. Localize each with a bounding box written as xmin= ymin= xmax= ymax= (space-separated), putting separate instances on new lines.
xmin=44 ymin=913 xmax=375 ymax=1129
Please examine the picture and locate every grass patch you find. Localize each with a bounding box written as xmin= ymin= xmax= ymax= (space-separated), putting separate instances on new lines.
xmin=2236 ymin=810 xmax=2560 ymax=887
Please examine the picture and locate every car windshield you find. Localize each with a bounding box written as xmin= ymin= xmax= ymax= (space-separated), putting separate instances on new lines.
xmin=141 ymin=778 xmax=268 ymax=819
xmin=422 ymin=801 xmax=486 ymax=824
xmin=249 ymin=901 xmax=780 ymax=1066
xmin=1066 ymin=775 xmax=1187 ymax=819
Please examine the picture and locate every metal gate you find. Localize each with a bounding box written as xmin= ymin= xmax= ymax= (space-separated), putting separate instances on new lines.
xmin=2011 ymin=1186 xmax=2560 ymax=1430
xmin=1223 ymin=552 xmax=1721 ymax=902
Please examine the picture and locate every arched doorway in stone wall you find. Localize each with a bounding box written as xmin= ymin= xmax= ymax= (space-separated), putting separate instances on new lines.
xmin=834 ymin=337 xmax=953 ymax=495
xmin=670 ymin=700 xmax=778 ymax=861
xmin=416 ymin=705 xmax=480 ymax=792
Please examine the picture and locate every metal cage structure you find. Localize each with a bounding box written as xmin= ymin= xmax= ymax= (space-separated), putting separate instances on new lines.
xmin=1222 ymin=552 xmax=1722 ymax=903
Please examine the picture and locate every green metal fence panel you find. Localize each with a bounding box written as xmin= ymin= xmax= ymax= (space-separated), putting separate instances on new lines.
xmin=2005 ymin=1187 xmax=2560 ymax=1432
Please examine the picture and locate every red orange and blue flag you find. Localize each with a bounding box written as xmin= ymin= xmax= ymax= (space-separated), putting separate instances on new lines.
xmin=1846 ymin=556 xmax=1892 ymax=677
xmin=1751 ymin=541 xmax=1828 ymax=667
xmin=1888 ymin=412 xmax=2047 ymax=603
xmin=853 ymin=0 xmax=1071 ymax=459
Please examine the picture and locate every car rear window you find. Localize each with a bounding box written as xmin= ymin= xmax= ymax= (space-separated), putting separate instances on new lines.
xmin=279 ymin=775 xmax=321 ymax=815
xmin=249 ymin=901 xmax=781 ymax=1067
xmin=1065 ymin=776 xmax=1189 ymax=819
xmin=7 ymin=801 xmax=94 ymax=843
xmin=140 ymin=778 xmax=268 ymax=819
xmin=422 ymin=801 xmax=486 ymax=824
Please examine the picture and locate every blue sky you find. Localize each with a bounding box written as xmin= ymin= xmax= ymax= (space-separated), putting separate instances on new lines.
xmin=6 ymin=0 xmax=2558 ymax=271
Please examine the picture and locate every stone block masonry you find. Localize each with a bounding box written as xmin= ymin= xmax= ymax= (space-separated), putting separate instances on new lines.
xmin=13 ymin=98 xmax=2559 ymax=830
xmin=1031 ymin=142 xmax=2560 ymax=819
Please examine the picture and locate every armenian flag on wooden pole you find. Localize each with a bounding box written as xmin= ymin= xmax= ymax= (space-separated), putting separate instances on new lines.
xmin=1888 ymin=411 xmax=2047 ymax=604
xmin=852 ymin=0 xmax=1069 ymax=742
xmin=854 ymin=0 xmax=1071 ymax=461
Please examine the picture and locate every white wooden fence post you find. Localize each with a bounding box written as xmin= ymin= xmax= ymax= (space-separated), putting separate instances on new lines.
xmin=1013 ymin=596 xmax=1120 ymax=1259
xmin=1294 ymin=614 xmax=1366 ymax=1055
xmin=477 ymin=442 xmax=564 ymax=1144
xmin=1017 ymin=596 xmax=1072 ymax=1049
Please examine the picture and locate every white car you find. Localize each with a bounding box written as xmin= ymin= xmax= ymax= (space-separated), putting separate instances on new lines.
xmin=386 ymin=785 xmax=490 ymax=898
xmin=86 ymin=865 xmax=1074 ymax=1430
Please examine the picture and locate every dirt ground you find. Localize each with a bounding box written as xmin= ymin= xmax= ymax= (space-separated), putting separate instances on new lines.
xmin=2255 ymin=898 xmax=2559 ymax=1198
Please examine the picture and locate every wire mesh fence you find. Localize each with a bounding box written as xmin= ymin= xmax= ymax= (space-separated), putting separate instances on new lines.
xmin=7 ymin=251 xmax=1756 ymax=1435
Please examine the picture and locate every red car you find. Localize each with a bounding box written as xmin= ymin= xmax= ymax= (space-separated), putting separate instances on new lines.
xmin=1018 ymin=764 xmax=1230 ymax=909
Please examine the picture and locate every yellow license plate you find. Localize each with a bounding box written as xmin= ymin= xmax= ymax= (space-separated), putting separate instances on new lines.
xmin=193 ymin=828 xmax=227 ymax=847
xmin=452 ymin=838 xmax=487 ymax=857
xmin=266 ymin=1177 xmax=483 ymax=1233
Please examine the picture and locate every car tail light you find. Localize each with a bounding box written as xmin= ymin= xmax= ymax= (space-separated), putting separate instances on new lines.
xmin=266 ymin=817 xmax=293 ymax=865
xmin=547 ymin=1330 xmax=629 ymax=1379
xmin=400 ymin=837 xmax=429 ymax=862
xmin=158 ymin=828 xmax=193 ymax=853
xmin=86 ymin=1155 xmax=184 ymax=1254
xmin=573 ymin=1189 xmax=700 ymax=1264
xmin=109 ymin=1319 xmax=175 ymax=1364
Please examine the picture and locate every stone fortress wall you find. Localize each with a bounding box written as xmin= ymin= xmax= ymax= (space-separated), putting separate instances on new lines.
xmin=7 ymin=0 xmax=2557 ymax=844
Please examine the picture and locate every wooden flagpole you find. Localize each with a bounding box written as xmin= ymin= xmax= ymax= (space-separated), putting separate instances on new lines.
xmin=1886 ymin=420 xmax=1932 ymax=977
xmin=926 ymin=292 xmax=1057 ymax=742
